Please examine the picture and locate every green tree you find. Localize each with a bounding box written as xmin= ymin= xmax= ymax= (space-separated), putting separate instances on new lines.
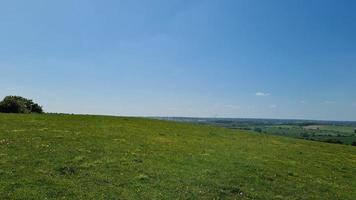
xmin=324 ymin=138 xmax=343 ymax=144
xmin=31 ymin=103 xmax=43 ymax=113
xmin=0 ymin=96 xmax=43 ymax=114
xmin=301 ymin=132 xmax=310 ymax=138
xmin=254 ymin=127 xmax=263 ymax=133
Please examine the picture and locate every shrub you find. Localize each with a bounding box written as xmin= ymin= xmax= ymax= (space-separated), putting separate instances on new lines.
xmin=31 ymin=103 xmax=43 ymax=113
xmin=324 ymin=138 xmax=343 ymax=144
xmin=352 ymin=141 xmax=356 ymax=146
xmin=0 ymin=96 xmax=43 ymax=114
xmin=300 ymin=132 xmax=310 ymax=138
xmin=253 ymin=127 xmax=263 ymax=133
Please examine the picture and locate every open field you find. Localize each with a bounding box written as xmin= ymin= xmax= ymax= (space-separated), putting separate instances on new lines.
xmin=262 ymin=125 xmax=356 ymax=145
xmin=0 ymin=114 xmax=355 ymax=199
xmin=166 ymin=118 xmax=356 ymax=145
xmin=304 ymin=125 xmax=356 ymax=134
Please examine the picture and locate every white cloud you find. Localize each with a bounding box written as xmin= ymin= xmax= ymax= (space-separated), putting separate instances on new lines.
xmin=300 ymin=100 xmax=307 ymax=104
xmin=247 ymin=105 xmax=255 ymax=110
xmin=223 ymin=105 xmax=240 ymax=109
xmin=322 ymin=100 xmax=335 ymax=104
xmin=255 ymin=92 xmax=270 ymax=96
xmin=269 ymin=104 xmax=277 ymax=109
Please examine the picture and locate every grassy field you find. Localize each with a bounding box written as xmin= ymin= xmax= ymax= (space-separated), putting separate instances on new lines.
xmin=259 ymin=125 xmax=356 ymax=145
xmin=179 ymin=118 xmax=356 ymax=145
xmin=304 ymin=125 xmax=356 ymax=135
xmin=0 ymin=114 xmax=355 ymax=199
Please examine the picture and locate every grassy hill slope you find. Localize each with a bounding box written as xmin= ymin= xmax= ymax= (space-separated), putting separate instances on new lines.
xmin=0 ymin=114 xmax=355 ymax=199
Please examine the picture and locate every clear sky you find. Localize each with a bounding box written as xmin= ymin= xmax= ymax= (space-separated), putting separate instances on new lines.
xmin=1 ymin=0 xmax=356 ymax=121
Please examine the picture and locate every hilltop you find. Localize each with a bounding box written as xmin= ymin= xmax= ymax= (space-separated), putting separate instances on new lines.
xmin=0 ymin=114 xmax=355 ymax=199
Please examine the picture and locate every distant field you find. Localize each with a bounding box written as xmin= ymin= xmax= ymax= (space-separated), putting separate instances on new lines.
xmin=165 ymin=117 xmax=356 ymax=145
xmin=304 ymin=125 xmax=356 ymax=134
xmin=261 ymin=125 xmax=356 ymax=145
xmin=0 ymin=114 xmax=355 ymax=199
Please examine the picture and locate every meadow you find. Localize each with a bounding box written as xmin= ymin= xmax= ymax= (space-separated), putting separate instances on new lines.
xmin=171 ymin=118 xmax=356 ymax=146
xmin=260 ymin=124 xmax=356 ymax=145
xmin=0 ymin=114 xmax=355 ymax=199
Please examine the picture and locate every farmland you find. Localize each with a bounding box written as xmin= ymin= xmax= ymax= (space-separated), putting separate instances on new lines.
xmin=164 ymin=118 xmax=356 ymax=146
xmin=262 ymin=125 xmax=356 ymax=145
xmin=0 ymin=113 xmax=355 ymax=199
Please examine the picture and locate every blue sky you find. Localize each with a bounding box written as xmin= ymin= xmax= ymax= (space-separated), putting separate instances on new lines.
xmin=1 ymin=0 xmax=356 ymax=121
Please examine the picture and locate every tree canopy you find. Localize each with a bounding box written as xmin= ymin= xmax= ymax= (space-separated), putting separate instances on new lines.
xmin=0 ymin=96 xmax=43 ymax=114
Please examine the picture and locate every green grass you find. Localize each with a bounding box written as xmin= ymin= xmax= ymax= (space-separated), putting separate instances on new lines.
xmin=306 ymin=125 xmax=356 ymax=135
xmin=259 ymin=125 xmax=356 ymax=145
xmin=0 ymin=114 xmax=355 ymax=199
